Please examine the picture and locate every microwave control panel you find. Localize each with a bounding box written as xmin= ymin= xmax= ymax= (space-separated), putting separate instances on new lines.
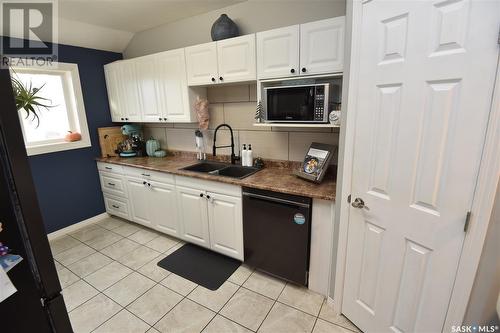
xmin=314 ymin=86 xmax=326 ymax=121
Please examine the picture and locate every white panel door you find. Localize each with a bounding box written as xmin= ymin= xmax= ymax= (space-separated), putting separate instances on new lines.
xmin=126 ymin=177 xmax=152 ymax=227
xmin=118 ymin=61 xmax=142 ymax=122
xmin=135 ymin=56 xmax=163 ymax=123
xmin=156 ymin=49 xmax=191 ymax=122
xmin=149 ymin=180 xmax=179 ymax=237
xmin=185 ymin=42 xmax=219 ymax=86
xmin=342 ymin=1 xmax=499 ymax=332
xmin=217 ymin=34 xmax=256 ymax=83
xmin=257 ymin=25 xmax=300 ymax=79
xmin=176 ymin=186 xmax=210 ymax=248
xmin=300 ymin=16 xmax=345 ymax=75
xmin=104 ymin=63 xmax=125 ymax=122
xmin=207 ymin=192 xmax=243 ymax=260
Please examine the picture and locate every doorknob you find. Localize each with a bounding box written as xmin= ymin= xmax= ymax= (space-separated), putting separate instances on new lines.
xmin=352 ymin=197 xmax=366 ymax=209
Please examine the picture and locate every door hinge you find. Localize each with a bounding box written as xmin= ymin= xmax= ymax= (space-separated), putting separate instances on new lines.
xmin=464 ymin=211 xmax=472 ymax=232
xmin=347 ymin=194 xmax=351 ymax=204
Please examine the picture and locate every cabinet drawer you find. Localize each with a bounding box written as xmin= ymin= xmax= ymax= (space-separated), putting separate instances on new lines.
xmin=104 ymin=194 xmax=130 ymax=220
xmin=123 ymin=166 xmax=175 ymax=184
xmin=97 ymin=162 xmax=123 ymax=174
xmin=99 ymin=172 xmax=126 ymax=198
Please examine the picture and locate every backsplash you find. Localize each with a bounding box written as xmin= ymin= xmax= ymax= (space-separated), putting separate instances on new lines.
xmin=143 ymin=84 xmax=339 ymax=164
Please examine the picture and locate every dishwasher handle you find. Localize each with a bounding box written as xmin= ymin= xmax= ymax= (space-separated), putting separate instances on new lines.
xmin=243 ymin=191 xmax=311 ymax=209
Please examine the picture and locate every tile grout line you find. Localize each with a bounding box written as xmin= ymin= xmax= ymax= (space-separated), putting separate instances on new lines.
xmin=196 ymin=266 xmax=257 ymax=332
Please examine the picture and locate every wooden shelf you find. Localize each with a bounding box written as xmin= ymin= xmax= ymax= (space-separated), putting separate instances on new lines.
xmin=253 ymin=123 xmax=340 ymax=128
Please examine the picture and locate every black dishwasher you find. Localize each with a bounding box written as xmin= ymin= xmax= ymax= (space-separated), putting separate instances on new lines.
xmin=242 ymin=187 xmax=312 ymax=285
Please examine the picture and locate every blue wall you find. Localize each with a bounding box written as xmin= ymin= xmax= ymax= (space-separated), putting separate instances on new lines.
xmin=5 ymin=38 xmax=122 ymax=233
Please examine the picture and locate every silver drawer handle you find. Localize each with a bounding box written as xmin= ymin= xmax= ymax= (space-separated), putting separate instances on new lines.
xmin=108 ymin=183 xmax=115 ymax=186
xmin=141 ymin=173 xmax=151 ymax=177
xmin=111 ymin=204 xmax=120 ymax=209
xmin=105 ymin=167 xmax=112 ymax=170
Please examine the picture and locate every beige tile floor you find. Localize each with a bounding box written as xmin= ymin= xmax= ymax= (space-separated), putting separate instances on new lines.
xmin=50 ymin=216 xmax=361 ymax=333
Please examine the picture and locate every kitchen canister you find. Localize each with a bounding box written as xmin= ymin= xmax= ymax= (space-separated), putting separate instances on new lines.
xmin=154 ymin=150 xmax=167 ymax=158
xmin=211 ymin=14 xmax=239 ymax=41
xmin=146 ymin=138 xmax=160 ymax=157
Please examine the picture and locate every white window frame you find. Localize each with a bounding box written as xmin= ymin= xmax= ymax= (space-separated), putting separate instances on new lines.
xmin=11 ymin=61 xmax=91 ymax=156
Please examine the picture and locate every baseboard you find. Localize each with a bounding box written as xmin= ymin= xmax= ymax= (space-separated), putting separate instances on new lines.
xmin=47 ymin=213 xmax=110 ymax=241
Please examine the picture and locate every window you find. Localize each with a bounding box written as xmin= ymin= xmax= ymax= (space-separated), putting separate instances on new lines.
xmin=11 ymin=62 xmax=91 ymax=155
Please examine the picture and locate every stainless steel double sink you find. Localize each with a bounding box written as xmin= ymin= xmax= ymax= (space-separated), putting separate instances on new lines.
xmin=180 ymin=161 xmax=260 ymax=179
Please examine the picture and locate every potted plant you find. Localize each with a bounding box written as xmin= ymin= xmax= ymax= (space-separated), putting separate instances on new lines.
xmin=11 ymin=74 xmax=53 ymax=127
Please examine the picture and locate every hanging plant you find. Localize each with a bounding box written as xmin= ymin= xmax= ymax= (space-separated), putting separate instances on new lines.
xmin=11 ymin=74 xmax=53 ymax=128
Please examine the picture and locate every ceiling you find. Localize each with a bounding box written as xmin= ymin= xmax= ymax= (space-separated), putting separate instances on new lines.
xmin=58 ymin=0 xmax=247 ymax=33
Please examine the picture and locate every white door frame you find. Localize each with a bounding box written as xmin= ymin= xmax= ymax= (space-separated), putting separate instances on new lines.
xmin=332 ymin=0 xmax=500 ymax=328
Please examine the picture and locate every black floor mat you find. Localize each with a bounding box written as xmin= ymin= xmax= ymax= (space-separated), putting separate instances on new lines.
xmin=157 ymin=243 xmax=241 ymax=290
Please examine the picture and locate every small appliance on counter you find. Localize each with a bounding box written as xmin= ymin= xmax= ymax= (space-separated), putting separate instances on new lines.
xmin=294 ymin=142 xmax=336 ymax=183
xmin=118 ymin=124 xmax=145 ymax=157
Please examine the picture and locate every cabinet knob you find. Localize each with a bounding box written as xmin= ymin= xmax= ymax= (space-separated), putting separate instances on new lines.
xmin=206 ymin=195 xmax=211 ymax=199
xmin=301 ymin=67 xmax=307 ymax=73
xmin=211 ymin=77 xmax=216 ymax=82
xmin=120 ymin=118 xmax=124 ymax=121
xmin=143 ymin=181 xmax=147 ymax=185
xmin=125 ymin=117 xmax=129 ymax=121
xmin=219 ymin=77 xmax=223 ymax=81
xmin=163 ymin=118 xmax=167 ymax=121
xmin=199 ymin=193 xmax=204 ymax=197
xmin=290 ymin=68 xmax=295 ymax=74
xmin=159 ymin=117 xmax=162 ymax=121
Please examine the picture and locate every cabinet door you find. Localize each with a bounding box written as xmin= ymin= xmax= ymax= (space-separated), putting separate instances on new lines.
xmin=176 ymin=186 xmax=210 ymax=248
xmin=126 ymin=177 xmax=152 ymax=227
xmin=185 ymin=42 xmax=219 ymax=86
xmin=217 ymin=35 xmax=256 ymax=83
xmin=149 ymin=180 xmax=179 ymax=237
xmin=300 ymin=16 xmax=345 ymax=75
xmin=156 ymin=49 xmax=192 ymax=122
xmin=135 ymin=56 xmax=163 ymax=122
xmin=104 ymin=63 xmax=125 ymax=122
xmin=207 ymin=192 xmax=243 ymax=260
xmin=118 ymin=61 xmax=142 ymax=122
xmin=257 ymin=25 xmax=299 ymax=79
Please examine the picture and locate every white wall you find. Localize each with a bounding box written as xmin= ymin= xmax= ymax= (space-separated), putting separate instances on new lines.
xmin=124 ymin=0 xmax=346 ymax=58
xmin=464 ymin=184 xmax=500 ymax=325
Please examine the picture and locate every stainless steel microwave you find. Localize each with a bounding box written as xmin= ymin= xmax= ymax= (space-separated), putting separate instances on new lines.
xmin=263 ymin=83 xmax=330 ymax=123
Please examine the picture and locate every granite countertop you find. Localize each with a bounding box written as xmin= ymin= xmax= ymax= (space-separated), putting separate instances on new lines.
xmin=96 ymin=155 xmax=336 ymax=201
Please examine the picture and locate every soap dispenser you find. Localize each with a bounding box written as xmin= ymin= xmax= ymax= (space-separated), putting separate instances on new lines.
xmin=247 ymin=144 xmax=253 ymax=167
xmin=241 ymin=144 xmax=247 ymax=166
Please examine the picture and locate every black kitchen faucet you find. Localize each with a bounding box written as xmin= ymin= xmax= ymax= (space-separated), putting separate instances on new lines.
xmin=213 ymin=123 xmax=239 ymax=164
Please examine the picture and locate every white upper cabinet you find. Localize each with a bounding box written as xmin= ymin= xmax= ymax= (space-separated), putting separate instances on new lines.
xmin=135 ymin=55 xmax=163 ymax=122
xmin=104 ymin=62 xmax=124 ymax=122
xmin=217 ymin=34 xmax=256 ymax=83
xmin=257 ymin=25 xmax=300 ymax=79
xmin=256 ymin=16 xmax=345 ymax=79
xmin=186 ymin=35 xmax=257 ymax=86
xmin=118 ymin=61 xmax=142 ymax=122
xmin=300 ymin=16 xmax=345 ymax=75
xmin=156 ymin=49 xmax=192 ymax=122
xmin=185 ymin=42 xmax=219 ymax=86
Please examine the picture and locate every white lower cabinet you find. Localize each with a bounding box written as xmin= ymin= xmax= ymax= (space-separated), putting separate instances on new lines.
xmin=125 ymin=176 xmax=180 ymax=237
xmin=103 ymin=194 xmax=130 ymax=220
xmin=126 ymin=177 xmax=153 ymax=228
xmin=207 ymin=192 xmax=243 ymax=260
xmin=150 ymin=180 xmax=179 ymax=237
xmin=176 ymin=186 xmax=211 ymax=248
xmin=98 ymin=163 xmax=243 ymax=260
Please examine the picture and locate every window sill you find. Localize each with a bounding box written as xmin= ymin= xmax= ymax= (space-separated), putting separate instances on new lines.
xmin=26 ymin=138 xmax=92 ymax=156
